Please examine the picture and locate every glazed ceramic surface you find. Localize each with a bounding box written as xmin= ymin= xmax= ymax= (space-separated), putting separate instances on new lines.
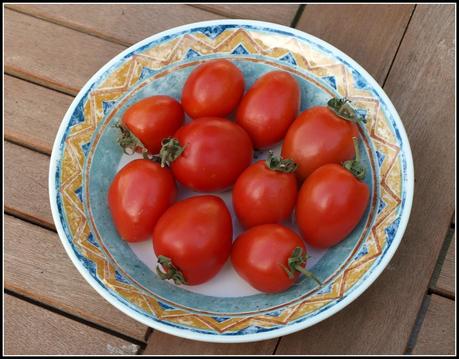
xmin=49 ymin=20 xmax=414 ymax=343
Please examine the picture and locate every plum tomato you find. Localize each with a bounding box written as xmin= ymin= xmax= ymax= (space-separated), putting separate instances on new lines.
xmin=118 ymin=95 xmax=184 ymax=155
xmin=232 ymin=151 xmax=298 ymax=228
xmin=282 ymin=97 xmax=364 ymax=182
xmin=153 ymin=195 xmax=233 ymax=285
xmin=231 ymin=224 xmax=320 ymax=293
xmin=236 ymin=71 xmax=300 ymax=149
xmin=181 ymin=59 xmax=245 ymax=119
xmin=296 ymin=138 xmax=370 ymax=248
xmin=158 ymin=117 xmax=253 ymax=192
xmin=108 ymin=159 xmax=177 ymax=242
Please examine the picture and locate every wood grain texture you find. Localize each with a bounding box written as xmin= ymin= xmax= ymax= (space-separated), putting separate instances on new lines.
xmin=5 ymin=142 xmax=53 ymax=228
xmin=4 ymin=9 xmax=125 ymax=95
xmin=296 ymin=4 xmax=414 ymax=84
xmin=143 ymin=331 xmax=277 ymax=355
xmin=7 ymin=4 xmax=224 ymax=47
xmin=4 ymin=215 xmax=148 ymax=342
xmin=191 ymin=4 xmax=299 ymax=25
xmin=436 ymin=236 xmax=455 ymax=298
xmin=412 ymin=295 xmax=455 ymax=355
xmin=276 ymin=4 xmax=455 ymax=355
xmin=5 ymin=76 xmax=73 ymax=155
xmin=4 ymin=294 xmax=140 ymax=355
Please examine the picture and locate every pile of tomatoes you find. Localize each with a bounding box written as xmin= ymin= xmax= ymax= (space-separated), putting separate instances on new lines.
xmin=108 ymin=59 xmax=370 ymax=294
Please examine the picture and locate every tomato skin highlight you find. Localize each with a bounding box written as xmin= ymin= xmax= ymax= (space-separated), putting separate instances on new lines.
xmin=181 ymin=59 xmax=245 ymax=119
xmin=122 ymin=96 xmax=184 ymax=154
xmin=281 ymin=106 xmax=359 ymax=182
xmin=171 ymin=117 xmax=253 ymax=192
xmin=231 ymin=224 xmax=307 ymax=293
xmin=232 ymin=160 xmax=298 ymax=228
xmin=108 ymin=159 xmax=177 ymax=242
xmin=153 ymin=195 xmax=233 ymax=285
xmin=296 ymin=164 xmax=370 ymax=249
xmin=236 ymin=71 xmax=300 ymax=149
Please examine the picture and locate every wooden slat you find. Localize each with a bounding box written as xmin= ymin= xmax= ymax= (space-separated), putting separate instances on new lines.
xmin=6 ymin=4 xmax=225 ymax=47
xmin=5 ymin=76 xmax=73 ymax=155
xmin=296 ymin=4 xmax=414 ymax=84
xmin=276 ymin=4 xmax=454 ymax=355
xmin=192 ymin=4 xmax=299 ymax=25
xmin=4 ymin=9 xmax=125 ymax=95
xmin=5 ymin=142 xmax=53 ymax=228
xmin=435 ymin=236 xmax=455 ymax=297
xmin=4 ymin=215 xmax=148 ymax=342
xmin=143 ymin=331 xmax=277 ymax=355
xmin=412 ymin=295 xmax=455 ymax=355
xmin=4 ymin=294 xmax=139 ymax=355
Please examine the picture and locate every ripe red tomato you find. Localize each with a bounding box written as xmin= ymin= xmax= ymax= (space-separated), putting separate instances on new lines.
xmin=119 ymin=96 xmax=184 ymax=154
xmin=236 ymin=71 xmax=300 ymax=149
xmin=232 ymin=153 xmax=298 ymax=228
xmin=153 ymin=195 xmax=233 ymax=285
xmin=181 ymin=59 xmax=244 ymax=119
xmin=231 ymin=224 xmax=319 ymax=293
xmin=108 ymin=159 xmax=177 ymax=242
xmin=282 ymin=98 xmax=362 ymax=182
xmin=159 ymin=117 xmax=253 ymax=192
xmin=296 ymin=163 xmax=370 ymax=249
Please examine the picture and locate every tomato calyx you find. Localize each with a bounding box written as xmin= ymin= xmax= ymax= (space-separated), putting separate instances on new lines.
xmin=265 ymin=151 xmax=298 ymax=173
xmin=342 ymin=137 xmax=365 ymax=180
xmin=113 ymin=122 xmax=147 ymax=155
xmin=158 ymin=137 xmax=185 ymax=168
xmin=327 ymin=97 xmax=366 ymax=124
xmin=156 ymin=255 xmax=187 ymax=285
xmin=281 ymin=247 xmax=322 ymax=285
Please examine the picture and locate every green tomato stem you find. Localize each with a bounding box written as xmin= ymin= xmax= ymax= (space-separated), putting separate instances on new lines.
xmin=158 ymin=137 xmax=185 ymax=168
xmin=265 ymin=151 xmax=298 ymax=173
xmin=327 ymin=97 xmax=366 ymax=124
xmin=342 ymin=137 xmax=365 ymax=180
xmin=156 ymin=255 xmax=187 ymax=285
xmin=112 ymin=122 xmax=146 ymax=155
xmin=282 ymin=247 xmax=322 ymax=286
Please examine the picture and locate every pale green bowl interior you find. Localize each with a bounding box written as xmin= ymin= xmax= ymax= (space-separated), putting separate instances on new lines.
xmin=85 ymin=59 xmax=375 ymax=314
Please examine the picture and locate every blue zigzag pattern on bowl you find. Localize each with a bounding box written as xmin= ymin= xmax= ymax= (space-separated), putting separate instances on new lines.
xmin=102 ymin=100 xmax=117 ymax=116
xmin=385 ymin=217 xmax=401 ymax=246
xmin=352 ymin=69 xmax=369 ymax=89
xmin=375 ymin=150 xmax=385 ymax=167
xmin=185 ymin=48 xmax=201 ymax=59
xmin=278 ymin=52 xmax=297 ymax=66
xmin=354 ymin=244 xmax=369 ymax=260
xmin=231 ymin=44 xmax=250 ymax=55
xmin=378 ymin=198 xmax=387 ymax=214
xmin=198 ymin=24 xmax=231 ymax=39
xmin=139 ymin=67 xmax=158 ymax=82
xmin=321 ymin=76 xmax=337 ymax=90
xmin=81 ymin=142 xmax=91 ymax=157
xmin=74 ymin=186 xmax=84 ymax=204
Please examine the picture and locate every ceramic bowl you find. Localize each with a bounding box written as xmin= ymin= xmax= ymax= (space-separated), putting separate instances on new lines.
xmin=49 ymin=19 xmax=414 ymax=343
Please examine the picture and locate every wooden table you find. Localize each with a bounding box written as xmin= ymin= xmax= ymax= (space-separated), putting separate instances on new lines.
xmin=4 ymin=4 xmax=455 ymax=355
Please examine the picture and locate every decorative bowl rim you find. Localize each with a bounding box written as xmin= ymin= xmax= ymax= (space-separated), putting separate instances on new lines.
xmin=48 ymin=19 xmax=414 ymax=343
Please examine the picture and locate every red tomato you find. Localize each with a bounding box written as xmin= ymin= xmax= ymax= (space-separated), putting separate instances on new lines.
xmin=108 ymin=159 xmax=177 ymax=242
xmin=282 ymin=98 xmax=361 ymax=182
xmin=159 ymin=117 xmax=253 ymax=192
xmin=236 ymin=71 xmax=300 ymax=149
xmin=120 ymin=96 xmax=184 ymax=154
xmin=153 ymin=195 xmax=233 ymax=285
xmin=296 ymin=163 xmax=370 ymax=249
xmin=232 ymin=153 xmax=298 ymax=228
xmin=231 ymin=224 xmax=319 ymax=293
xmin=181 ymin=59 xmax=244 ymax=119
